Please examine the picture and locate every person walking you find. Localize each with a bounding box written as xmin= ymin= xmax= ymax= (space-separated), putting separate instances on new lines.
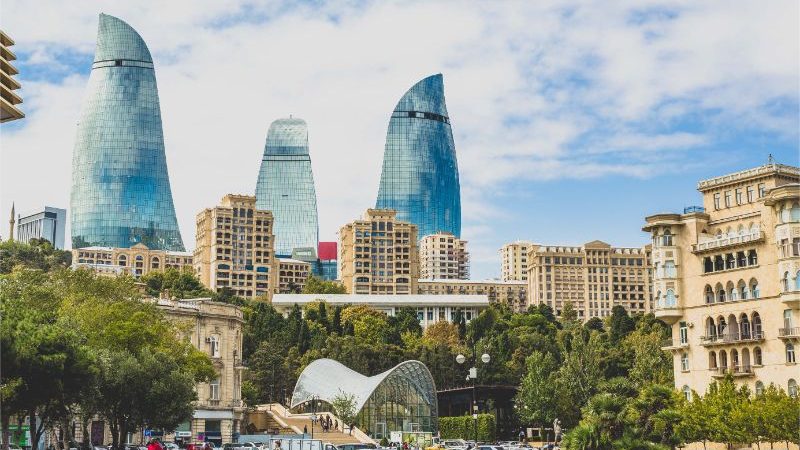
xmin=147 ymin=440 xmax=159 ymax=450
xmin=303 ymin=425 xmax=308 ymax=435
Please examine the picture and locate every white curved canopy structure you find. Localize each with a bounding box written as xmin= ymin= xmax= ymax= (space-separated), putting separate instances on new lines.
xmin=290 ymin=359 xmax=438 ymax=436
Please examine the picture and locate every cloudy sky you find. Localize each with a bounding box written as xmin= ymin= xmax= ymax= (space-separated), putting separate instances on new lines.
xmin=1 ymin=0 xmax=798 ymax=279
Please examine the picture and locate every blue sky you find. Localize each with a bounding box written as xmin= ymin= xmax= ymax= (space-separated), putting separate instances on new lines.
xmin=1 ymin=0 xmax=798 ymax=279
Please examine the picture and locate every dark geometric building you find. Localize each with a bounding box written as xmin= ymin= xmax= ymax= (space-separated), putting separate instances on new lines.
xmin=70 ymin=14 xmax=184 ymax=250
xmin=376 ymin=74 xmax=461 ymax=239
xmin=255 ymin=117 xmax=319 ymax=258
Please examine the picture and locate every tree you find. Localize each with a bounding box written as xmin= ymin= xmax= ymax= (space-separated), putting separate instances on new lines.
xmin=140 ymin=267 xmax=215 ymax=299
xmin=330 ymin=391 xmax=358 ymax=434
xmin=302 ymin=276 xmax=346 ymax=294
xmin=607 ymin=306 xmax=635 ymax=344
xmin=560 ymin=301 xmax=578 ymax=323
xmin=0 ymin=239 xmax=71 ymax=274
xmin=623 ymin=319 xmax=672 ymax=388
xmin=515 ymin=351 xmax=558 ymax=432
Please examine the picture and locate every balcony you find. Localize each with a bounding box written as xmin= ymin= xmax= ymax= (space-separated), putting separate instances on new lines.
xmin=234 ymin=357 xmax=247 ymax=369
xmin=691 ymin=232 xmax=765 ymax=253
xmin=700 ymin=330 xmax=765 ymax=346
xmin=781 ymin=290 xmax=800 ymax=308
xmin=654 ymin=298 xmax=683 ymax=324
xmin=778 ymin=327 xmax=800 ymax=340
xmin=661 ymin=338 xmax=689 ymax=351
xmin=711 ymin=365 xmax=754 ymax=378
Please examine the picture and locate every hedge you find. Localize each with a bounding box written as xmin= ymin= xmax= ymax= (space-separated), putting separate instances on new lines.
xmin=439 ymin=414 xmax=496 ymax=441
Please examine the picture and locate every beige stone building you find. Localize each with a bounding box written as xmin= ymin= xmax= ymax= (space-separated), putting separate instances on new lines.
xmin=644 ymin=162 xmax=800 ymax=398
xmin=527 ymin=241 xmax=652 ymax=320
xmin=276 ymin=258 xmax=311 ymax=293
xmin=338 ymin=209 xmax=419 ymax=295
xmin=72 ymin=243 xmax=193 ymax=278
xmin=419 ymin=232 xmax=469 ymax=280
xmin=500 ymin=241 xmax=536 ymax=281
xmin=1 ymin=30 xmax=24 ymax=123
xmin=194 ymin=194 xmax=276 ymax=300
xmin=417 ymin=279 xmax=528 ymax=312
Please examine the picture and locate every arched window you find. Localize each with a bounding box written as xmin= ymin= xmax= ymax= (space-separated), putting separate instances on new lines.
xmin=681 ymin=353 xmax=689 ymax=371
xmin=725 ymin=254 xmax=735 ymax=270
xmin=704 ymin=257 xmax=713 ymax=273
xmin=714 ymin=255 xmax=725 ymax=271
xmin=151 ymin=256 xmax=160 ymax=269
xmin=666 ymin=289 xmax=676 ymax=307
xmin=754 ymin=347 xmax=763 ymax=365
xmin=741 ymin=348 xmax=750 ymax=370
xmin=728 ymin=282 xmax=737 ymax=301
xmin=752 ymin=312 xmax=762 ymax=336
xmin=719 ymin=350 xmax=728 ymax=369
xmin=665 ymin=261 xmax=676 ymax=278
xmin=705 ymin=285 xmax=714 ymax=304
xmin=737 ymin=251 xmax=746 ymax=267
xmin=662 ymin=230 xmax=673 ymax=246
xmin=731 ymin=349 xmax=739 ymax=370
xmin=748 ymin=250 xmax=758 ymax=266
xmin=717 ymin=284 xmax=726 ymax=303
xmin=682 ymin=385 xmax=691 ymax=401
xmin=784 ymin=272 xmax=791 ymax=292
xmin=789 ymin=379 xmax=798 ymax=398
xmin=751 ymin=279 xmax=760 ymax=298
xmin=717 ymin=317 xmax=727 ymax=336
xmin=787 ymin=343 xmax=796 ymax=364
xmin=739 ymin=280 xmax=749 ymax=300
xmin=739 ymin=314 xmax=750 ymax=339
xmin=655 ymin=291 xmax=662 ymax=308
xmin=117 ymin=255 xmax=127 ymax=267
xmin=208 ymin=335 xmax=220 ymax=358
xmin=755 ymin=381 xmax=764 ymax=396
xmin=708 ymin=351 xmax=717 ymax=369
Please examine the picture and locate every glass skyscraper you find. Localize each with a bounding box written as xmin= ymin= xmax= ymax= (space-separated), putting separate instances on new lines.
xmin=375 ymin=74 xmax=461 ymax=238
xmin=255 ymin=117 xmax=319 ymax=257
xmin=70 ymin=14 xmax=184 ymax=251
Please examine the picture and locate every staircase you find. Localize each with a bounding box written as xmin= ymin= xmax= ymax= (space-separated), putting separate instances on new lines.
xmin=262 ymin=403 xmax=375 ymax=445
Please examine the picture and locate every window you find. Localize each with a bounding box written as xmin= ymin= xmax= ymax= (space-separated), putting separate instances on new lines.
xmin=751 ymin=280 xmax=760 ymax=298
xmin=665 ymin=261 xmax=676 ymax=277
xmin=708 ymin=351 xmax=717 ymax=369
xmin=714 ymin=193 xmax=721 ymax=210
xmin=746 ymin=186 xmax=755 ymax=202
xmin=209 ymin=378 xmax=220 ymax=400
xmin=705 ymin=285 xmax=714 ymax=304
xmin=754 ymin=347 xmax=762 ymax=366
xmin=796 ymin=270 xmax=800 ymax=290
xmin=758 ymin=183 xmax=766 ymax=198
xmin=790 ymin=379 xmax=798 ymax=398
xmin=786 ymin=309 xmax=794 ymax=329
xmin=662 ymin=230 xmax=673 ymax=246
xmin=784 ymin=272 xmax=791 ymax=292
xmin=724 ymin=191 xmax=732 ymax=207
xmin=666 ymin=289 xmax=676 ymax=307
xmin=209 ymin=335 xmax=220 ymax=358
xmin=679 ymin=322 xmax=688 ymax=344
xmin=787 ymin=343 xmax=796 ymax=364
xmin=755 ymin=381 xmax=764 ymax=396
xmin=682 ymin=385 xmax=691 ymax=401
xmin=681 ymin=353 xmax=689 ymax=371
xmin=735 ymin=188 xmax=742 ymax=205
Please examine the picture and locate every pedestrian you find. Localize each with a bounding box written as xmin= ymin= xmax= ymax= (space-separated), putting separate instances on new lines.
xmin=334 ymin=420 xmax=338 ymax=430
xmin=518 ymin=430 xmax=525 ymax=443
xmin=303 ymin=425 xmax=308 ymax=435
xmin=147 ymin=439 xmax=159 ymax=450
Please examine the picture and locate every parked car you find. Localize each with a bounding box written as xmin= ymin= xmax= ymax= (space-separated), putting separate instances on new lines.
xmin=165 ymin=444 xmax=179 ymax=450
xmin=337 ymin=444 xmax=376 ymax=450
xmin=442 ymin=441 xmax=468 ymax=450
xmin=323 ymin=444 xmax=338 ymax=450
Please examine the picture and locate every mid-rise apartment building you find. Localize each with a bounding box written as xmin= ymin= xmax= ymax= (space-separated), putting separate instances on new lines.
xmin=339 ymin=209 xmax=419 ymax=295
xmin=276 ymin=258 xmax=311 ymax=293
xmin=643 ymin=161 xmax=799 ymax=398
xmin=194 ymin=194 xmax=276 ymax=300
xmin=72 ymin=243 xmax=193 ymax=278
xmin=500 ymin=241 xmax=536 ymax=281
xmin=417 ymin=279 xmax=528 ymax=312
xmin=527 ymin=241 xmax=652 ymax=319
xmin=419 ymin=232 xmax=469 ymax=280
xmin=16 ymin=206 xmax=66 ymax=249
xmin=0 ymin=30 xmax=24 ymax=123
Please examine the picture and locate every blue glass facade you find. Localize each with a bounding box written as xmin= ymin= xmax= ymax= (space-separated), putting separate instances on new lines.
xmin=255 ymin=118 xmax=319 ymax=257
xmin=70 ymin=14 xmax=184 ymax=251
xmin=375 ymin=74 xmax=461 ymax=238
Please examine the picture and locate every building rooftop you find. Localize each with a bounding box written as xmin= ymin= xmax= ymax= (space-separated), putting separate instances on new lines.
xmin=418 ymin=278 xmax=526 ymax=285
xmin=697 ymin=162 xmax=800 ymax=192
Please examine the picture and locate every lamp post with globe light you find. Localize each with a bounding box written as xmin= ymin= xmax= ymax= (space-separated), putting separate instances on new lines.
xmin=456 ymin=350 xmax=490 ymax=445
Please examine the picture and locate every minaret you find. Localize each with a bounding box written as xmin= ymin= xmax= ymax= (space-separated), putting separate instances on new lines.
xmin=8 ymin=202 xmax=15 ymax=241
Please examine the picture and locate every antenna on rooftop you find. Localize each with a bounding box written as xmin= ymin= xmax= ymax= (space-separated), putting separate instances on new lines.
xmin=768 ymin=154 xmax=775 ymax=165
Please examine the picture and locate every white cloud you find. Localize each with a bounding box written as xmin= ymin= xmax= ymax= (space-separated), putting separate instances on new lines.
xmin=0 ymin=0 xmax=797 ymax=279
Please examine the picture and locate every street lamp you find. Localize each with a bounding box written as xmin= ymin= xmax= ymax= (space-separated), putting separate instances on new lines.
xmin=456 ymin=350 xmax=490 ymax=446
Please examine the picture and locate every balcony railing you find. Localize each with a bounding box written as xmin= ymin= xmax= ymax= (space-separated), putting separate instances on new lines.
xmin=692 ymin=231 xmax=764 ymax=253
xmin=661 ymin=338 xmax=689 ymax=349
xmin=700 ymin=330 xmax=765 ymax=346
xmin=779 ymin=327 xmax=800 ymax=338
xmin=711 ymin=365 xmax=754 ymax=377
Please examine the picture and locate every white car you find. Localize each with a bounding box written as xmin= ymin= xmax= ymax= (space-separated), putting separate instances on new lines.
xmin=442 ymin=440 xmax=469 ymax=450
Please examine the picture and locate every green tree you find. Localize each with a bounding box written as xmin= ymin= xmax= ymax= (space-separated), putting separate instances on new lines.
xmin=0 ymin=239 xmax=71 ymax=274
xmin=302 ymin=276 xmax=346 ymax=294
xmin=607 ymin=306 xmax=635 ymax=344
xmin=330 ymin=391 xmax=358 ymax=435
xmin=140 ymin=267 xmax=215 ymax=299
xmin=623 ymin=319 xmax=672 ymax=388
xmin=515 ymin=351 xmax=558 ymax=432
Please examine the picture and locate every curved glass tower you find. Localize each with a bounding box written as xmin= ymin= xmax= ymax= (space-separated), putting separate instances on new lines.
xmin=70 ymin=14 xmax=184 ymax=251
xmin=255 ymin=117 xmax=319 ymax=257
xmin=375 ymin=74 xmax=461 ymax=238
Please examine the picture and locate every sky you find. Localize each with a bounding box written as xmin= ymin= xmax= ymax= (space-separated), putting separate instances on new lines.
xmin=1 ymin=0 xmax=798 ymax=279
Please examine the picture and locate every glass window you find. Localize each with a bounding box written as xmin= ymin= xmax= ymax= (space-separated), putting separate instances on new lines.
xmin=787 ymin=343 xmax=796 ymax=364
xmin=758 ymin=183 xmax=766 ymax=198
xmin=210 ymin=379 xmax=220 ymax=400
xmin=724 ymin=191 xmax=732 ymax=207
xmin=789 ymin=379 xmax=798 ymax=398
xmin=713 ymin=193 xmax=721 ymax=210
xmin=681 ymin=353 xmax=689 ymax=371
xmin=755 ymin=381 xmax=764 ymax=396
xmin=746 ymin=186 xmax=754 ymax=202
